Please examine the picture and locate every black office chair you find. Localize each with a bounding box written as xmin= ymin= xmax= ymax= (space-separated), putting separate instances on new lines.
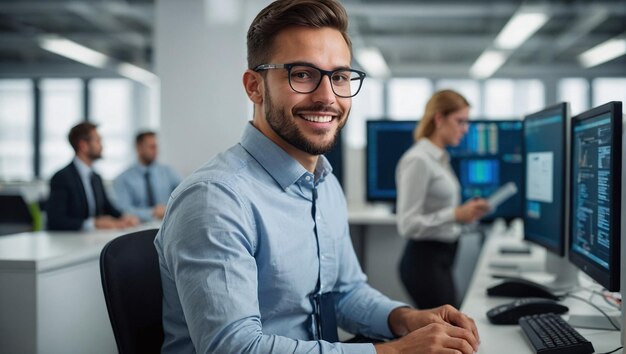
xmin=100 ymin=228 xmax=164 ymax=354
xmin=0 ymin=194 xmax=34 ymax=236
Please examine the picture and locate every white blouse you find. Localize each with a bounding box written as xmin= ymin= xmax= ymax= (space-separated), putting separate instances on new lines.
xmin=395 ymin=138 xmax=462 ymax=242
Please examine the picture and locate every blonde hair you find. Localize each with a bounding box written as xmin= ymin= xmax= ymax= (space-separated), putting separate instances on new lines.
xmin=413 ymin=89 xmax=470 ymax=141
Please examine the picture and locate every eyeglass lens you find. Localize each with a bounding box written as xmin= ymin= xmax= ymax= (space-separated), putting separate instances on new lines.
xmin=288 ymin=65 xmax=362 ymax=97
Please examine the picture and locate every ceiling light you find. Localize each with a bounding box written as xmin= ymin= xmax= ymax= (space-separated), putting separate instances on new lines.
xmin=579 ymin=36 xmax=626 ymax=68
xmin=117 ymin=63 xmax=159 ymax=85
xmin=356 ymin=47 xmax=390 ymax=78
xmin=495 ymin=12 xmax=549 ymax=50
xmin=39 ymin=35 xmax=158 ymax=86
xmin=470 ymin=50 xmax=507 ymax=79
xmin=39 ymin=36 xmax=109 ymax=68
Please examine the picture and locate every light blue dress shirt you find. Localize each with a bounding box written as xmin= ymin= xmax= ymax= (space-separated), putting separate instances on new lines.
xmin=155 ymin=123 xmax=406 ymax=353
xmin=113 ymin=162 xmax=181 ymax=221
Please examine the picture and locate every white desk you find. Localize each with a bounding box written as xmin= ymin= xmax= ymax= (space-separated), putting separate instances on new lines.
xmin=0 ymin=223 xmax=159 ymax=354
xmin=461 ymin=227 xmax=623 ymax=354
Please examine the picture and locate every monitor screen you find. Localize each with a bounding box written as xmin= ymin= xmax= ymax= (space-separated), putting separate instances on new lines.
xmin=365 ymin=119 xmax=524 ymax=221
xmin=523 ymin=103 xmax=568 ymax=256
xmin=366 ymin=120 xmax=416 ymax=201
xmin=568 ymin=101 xmax=622 ymax=291
xmin=448 ymin=120 xmax=524 ymax=221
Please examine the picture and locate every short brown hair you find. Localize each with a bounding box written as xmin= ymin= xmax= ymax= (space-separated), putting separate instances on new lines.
xmin=247 ymin=0 xmax=351 ymax=69
xmin=414 ymin=90 xmax=470 ymax=141
xmin=135 ymin=131 xmax=156 ymax=145
xmin=68 ymin=122 xmax=97 ymax=153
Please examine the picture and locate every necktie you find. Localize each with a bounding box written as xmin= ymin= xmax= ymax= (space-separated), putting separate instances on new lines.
xmin=144 ymin=170 xmax=156 ymax=207
xmin=90 ymin=172 xmax=104 ymax=216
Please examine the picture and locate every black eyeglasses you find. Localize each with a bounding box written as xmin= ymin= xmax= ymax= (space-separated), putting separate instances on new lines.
xmin=254 ymin=63 xmax=366 ymax=98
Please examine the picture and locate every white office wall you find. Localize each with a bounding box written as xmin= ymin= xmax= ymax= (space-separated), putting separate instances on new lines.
xmin=155 ymin=0 xmax=267 ymax=177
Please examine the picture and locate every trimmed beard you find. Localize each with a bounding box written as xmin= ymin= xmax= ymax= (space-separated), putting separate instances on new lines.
xmin=263 ymin=83 xmax=347 ymax=155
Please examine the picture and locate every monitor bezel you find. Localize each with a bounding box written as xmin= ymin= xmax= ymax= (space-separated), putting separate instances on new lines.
xmin=522 ymin=102 xmax=569 ymax=257
xmin=568 ymin=101 xmax=622 ymax=292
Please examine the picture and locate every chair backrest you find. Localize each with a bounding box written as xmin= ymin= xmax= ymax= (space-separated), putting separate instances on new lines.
xmin=100 ymin=228 xmax=164 ymax=354
xmin=0 ymin=194 xmax=34 ymax=236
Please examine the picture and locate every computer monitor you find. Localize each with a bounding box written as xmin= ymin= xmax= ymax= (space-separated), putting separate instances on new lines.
xmin=324 ymin=130 xmax=344 ymax=188
xmin=568 ymin=101 xmax=622 ymax=292
xmin=448 ymin=120 xmax=524 ymax=222
xmin=365 ymin=119 xmax=524 ymax=221
xmin=522 ymin=103 xmax=579 ymax=290
xmin=365 ymin=120 xmax=416 ymax=202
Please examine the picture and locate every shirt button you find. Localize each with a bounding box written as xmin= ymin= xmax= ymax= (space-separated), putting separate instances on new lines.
xmin=305 ymin=176 xmax=311 ymax=181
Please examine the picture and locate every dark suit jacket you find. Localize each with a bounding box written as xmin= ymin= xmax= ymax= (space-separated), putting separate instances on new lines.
xmin=47 ymin=162 xmax=122 ymax=231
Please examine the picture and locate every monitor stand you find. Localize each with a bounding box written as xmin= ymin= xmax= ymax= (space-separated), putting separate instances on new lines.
xmin=543 ymin=252 xmax=579 ymax=292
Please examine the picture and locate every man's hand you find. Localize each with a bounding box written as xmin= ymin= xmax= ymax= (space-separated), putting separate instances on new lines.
xmin=94 ymin=215 xmax=121 ymax=229
xmin=120 ymin=214 xmax=140 ymax=227
xmin=95 ymin=215 xmax=139 ymax=229
xmin=152 ymin=204 xmax=166 ymax=219
xmin=376 ymin=305 xmax=479 ymax=354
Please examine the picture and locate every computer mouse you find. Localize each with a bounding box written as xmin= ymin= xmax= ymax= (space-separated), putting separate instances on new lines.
xmin=486 ymin=277 xmax=559 ymax=300
xmin=486 ymin=298 xmax=569 ymax=325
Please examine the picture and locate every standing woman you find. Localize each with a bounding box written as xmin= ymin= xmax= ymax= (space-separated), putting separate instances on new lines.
xmin=395 ymin=89 xmax=490 ymax=309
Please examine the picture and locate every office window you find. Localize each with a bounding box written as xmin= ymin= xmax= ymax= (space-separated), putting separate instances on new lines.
xmin=558 ymin=78 xmax=589 ymax=116
xmin=0 ymin=80 xmax=34 ymax=181
xmin=40 ymin=79 xmax=83 ymax=179
xmin=436 ymin=79 xmax=482 ymax=117
xmin=484 ymin=79 xmax=544 ymax=119
xmin=89 ymin=79 xmax=135 ymax=180
xmin=515 ymin=80 xmax=544 ymax=116
xmin=592 ymin=78 xmax=626 ymax=107
xmin=387 ymin=79 xmax=433 ymax=120
xmin=347 ymin=78 xmax=384 ymax=148
xmin=484 ymin=80 xmax=514 ymax=118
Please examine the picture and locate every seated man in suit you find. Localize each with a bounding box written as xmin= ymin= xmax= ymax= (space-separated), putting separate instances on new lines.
xmin=47 ymin=122 xmax=139 ymax=231
xmin=113 ymin=131 xmax=182 ymax=222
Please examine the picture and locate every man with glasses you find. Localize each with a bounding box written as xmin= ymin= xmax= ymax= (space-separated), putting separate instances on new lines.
xmin=155 ymin=1 xmax=480 ymax=353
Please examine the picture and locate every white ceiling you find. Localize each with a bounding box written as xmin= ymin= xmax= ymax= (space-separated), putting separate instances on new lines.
xmin=0 ymin=0 xmax=624 ymax=79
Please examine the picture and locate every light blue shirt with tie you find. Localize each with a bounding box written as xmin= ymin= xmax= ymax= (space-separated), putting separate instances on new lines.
xmin=113 ymin=162 xmax=181 ymax=221
xmin=155 ymin=123 xmax=406 ymax=353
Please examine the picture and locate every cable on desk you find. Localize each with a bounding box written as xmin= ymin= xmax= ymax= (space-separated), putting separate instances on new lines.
xmin=598 ymin=345 xmax=623 ymax=354
xmin=600 ymin=291 xmax=622 ymax=310
xmin=564 ymin=293 xmax=621 ymax=331
xmin=583 ymin=287 xmax=622 ymax=310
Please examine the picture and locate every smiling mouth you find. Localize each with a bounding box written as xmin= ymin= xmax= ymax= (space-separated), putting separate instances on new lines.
xmin=301 ymin=114 xmax=334 ymax=123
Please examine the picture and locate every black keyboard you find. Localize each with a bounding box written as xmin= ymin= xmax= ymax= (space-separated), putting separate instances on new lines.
xmin=518 ymin=313 xmax=594 ymax=354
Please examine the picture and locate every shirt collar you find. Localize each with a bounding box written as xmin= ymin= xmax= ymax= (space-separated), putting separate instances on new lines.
xmin=417 ymin=138 xmax=449 ymax=163
xmin=73 ymin=156 xmax=93 ymax=178
xmin=136 ymin=162 xmax=151 ymax=173
xmin=239 ymin=122 xmax=332 ymax=190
